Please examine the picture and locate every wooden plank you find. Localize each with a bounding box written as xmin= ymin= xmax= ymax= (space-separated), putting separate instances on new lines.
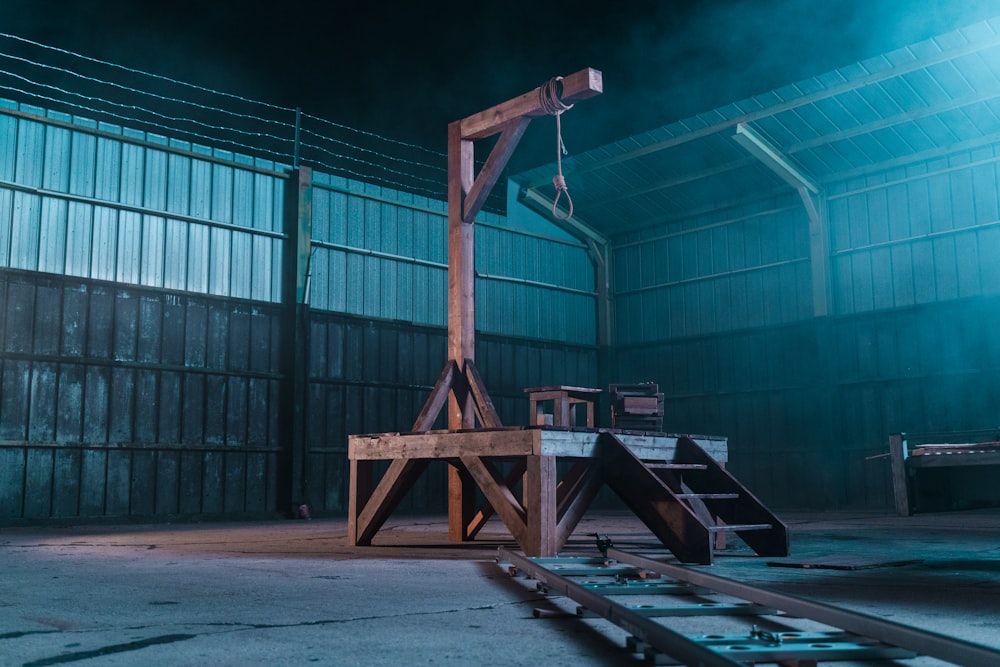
xmin=905 ymin=451 xmax=1000 ymax=468
xmin=349 ymin=429 xmax=536 ymax=460
xmin=623 ymin=396 xmax=660 ymax=413
xmin=538 ymin=430 xmax=727 ymax=461
xmin=888 ymin=433 xmax=910 ymax=516
xmin=460 ymin=455 xmax=528 ymax=546
xmin=348 ymin=428 xmax=727 ymax=462
xmin=354 ymin=458 xmax=429 ymax=546
xmin=464 ymin=359 xmax=502 ymax=428
xmin=411 ymin=360 xmax=457 ymax=432
xmin=524 ymin=386 xmax=603 ymax=395
xmin=460 ymin=68 xmax=603 ymax=140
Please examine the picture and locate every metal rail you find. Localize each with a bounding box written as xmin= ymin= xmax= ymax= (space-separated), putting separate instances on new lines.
xmin=497 ymin=545 xmax=1000 ymax=666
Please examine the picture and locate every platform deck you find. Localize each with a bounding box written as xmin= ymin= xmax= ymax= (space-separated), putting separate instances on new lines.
xmin=348 ymin=427 xmax=727 ymax=556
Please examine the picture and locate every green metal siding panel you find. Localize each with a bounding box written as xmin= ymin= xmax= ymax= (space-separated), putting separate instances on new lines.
xmin=0 ymin=101 xmax=286 ymax=302
xmin=307 ymin=173 xmax=595 ymax=345
xmin=830 ymin=150 xmax=1000 ymax=315
xmin=613 ymin=199 xmax=812 ymax=345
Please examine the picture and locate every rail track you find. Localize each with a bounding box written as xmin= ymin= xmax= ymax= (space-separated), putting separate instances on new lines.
xmin=497 ymin=543 xmax=1000 ymax=666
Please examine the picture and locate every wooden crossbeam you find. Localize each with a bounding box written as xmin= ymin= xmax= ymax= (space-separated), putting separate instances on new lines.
xmin=459 ymin=68 xmax=603 ymax=140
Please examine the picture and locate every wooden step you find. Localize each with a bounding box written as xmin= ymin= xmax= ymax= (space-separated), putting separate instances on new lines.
xmin=644 ymin=463 xmax=708 ymax=470
xmin=707 ymin=523 xmax=773 ymax=532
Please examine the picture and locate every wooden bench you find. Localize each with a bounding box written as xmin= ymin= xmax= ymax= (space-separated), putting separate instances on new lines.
xmin=889 ymin=433 xmax=1000 ymax=516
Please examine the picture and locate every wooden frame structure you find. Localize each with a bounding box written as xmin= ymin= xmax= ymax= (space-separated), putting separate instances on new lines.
xmin=345 ymin=69 xmax=788 ymax=561
xmin=349 ymin=428 xmax=729 ymax=558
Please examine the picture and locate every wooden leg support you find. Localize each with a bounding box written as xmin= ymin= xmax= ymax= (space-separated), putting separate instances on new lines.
xmin=524 ymin=455 xmax=558 ymax=556
xmin=459 ymin=455 xmax=602 ymax=556
xmin=466 ymin=459 xmax=527 ymax=540
xmin=349 ymin=458 xmax=429 ymax=546
xmin=555 ymin=460 xmax=604 ymax=548
xmin=448 ymin=464 xmax=479 ymax=542
xmin=460 ymin=456 xmax=529 ymax=547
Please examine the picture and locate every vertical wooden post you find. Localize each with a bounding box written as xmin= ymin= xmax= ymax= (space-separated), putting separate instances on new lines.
xmin=447 ymin=120 xmax=477 ymax=420
xmin=524 ymin=455 xmax=558 ymax=556
xmin=889 ymin=433 xmax=911 ymax=516
xmin=447 ymin=120 xmax=478 ymax=540
xmin=347 ymin=459 xmax=374 ymax=544
xmin=442 ymin=69 xmax=602 ymax=542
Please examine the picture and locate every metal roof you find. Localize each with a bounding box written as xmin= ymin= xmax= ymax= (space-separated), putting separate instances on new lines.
xmin=513 ymin=17 xmax=1000 ymax=240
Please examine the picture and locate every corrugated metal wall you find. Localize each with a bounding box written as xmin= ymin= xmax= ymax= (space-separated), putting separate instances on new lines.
xmin=614 ymin=146 xmax=1000 ymax=509
xmin=308 ymin=171 xmax=596 ymax=344
xmin=0 ymin=99 xmax=600 ymax=522
xmin=0 ymin=269 xmax=284 ymax=519
xmin=0 ymin=102 xmax=286 ymax=300
xmin=613 ymin=197 xmax=812 ymax=344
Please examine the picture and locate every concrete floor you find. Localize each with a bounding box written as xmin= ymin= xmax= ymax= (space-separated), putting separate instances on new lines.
xmin=2 ymin=509 xmax=999 ymax=666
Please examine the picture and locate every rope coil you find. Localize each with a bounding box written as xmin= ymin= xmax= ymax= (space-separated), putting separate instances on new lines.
xmin=539 ymin=77 xmax=574 ymax=220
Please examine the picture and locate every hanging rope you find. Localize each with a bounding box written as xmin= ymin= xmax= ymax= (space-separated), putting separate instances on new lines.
xmin=539 ymin=77 xmax=574 ymax=220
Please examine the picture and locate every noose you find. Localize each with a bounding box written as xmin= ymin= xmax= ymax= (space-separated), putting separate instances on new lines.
xmin=539 ymin=77 xmax=574 ymax=220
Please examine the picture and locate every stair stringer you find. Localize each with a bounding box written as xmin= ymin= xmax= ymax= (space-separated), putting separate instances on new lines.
xmin=597 ymin=432 xmax=713 ymax=564
xmin=673 ymin=436 xmax=790 ymax=557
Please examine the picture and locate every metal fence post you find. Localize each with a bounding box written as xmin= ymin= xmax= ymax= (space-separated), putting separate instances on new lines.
xmin=279 ymin=165 xmax=313 ymax=514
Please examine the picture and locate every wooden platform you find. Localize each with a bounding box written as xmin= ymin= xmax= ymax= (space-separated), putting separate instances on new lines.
xmin=348 ymin=426 xmax=727 ymax=557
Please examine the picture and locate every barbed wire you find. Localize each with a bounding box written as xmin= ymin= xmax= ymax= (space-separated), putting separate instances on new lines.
xmin=0 ymin=31 xmax=498 ymax=208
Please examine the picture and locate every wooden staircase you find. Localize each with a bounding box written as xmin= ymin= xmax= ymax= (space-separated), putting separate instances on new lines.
xmin=599 ymin=432 xmax=788 ymax=564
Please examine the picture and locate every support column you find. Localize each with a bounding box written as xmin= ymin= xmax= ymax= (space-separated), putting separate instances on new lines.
xmin=447 ymin=120 xmax=478 ymax=539
xmin=524 ymin=455 xmax=558 ymax=556
xmin=280 ymin=166 xmax=312 ymax=513
xmin=447 ymin=120 xmax=476 ymax=428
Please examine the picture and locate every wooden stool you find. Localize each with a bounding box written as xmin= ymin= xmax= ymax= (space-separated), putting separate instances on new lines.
xmin=524 ymin=386 xmax=602 ymax=427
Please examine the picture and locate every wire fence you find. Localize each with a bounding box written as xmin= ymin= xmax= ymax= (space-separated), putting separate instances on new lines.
xmin=0 ymin=32 xmax=502 ymax=210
